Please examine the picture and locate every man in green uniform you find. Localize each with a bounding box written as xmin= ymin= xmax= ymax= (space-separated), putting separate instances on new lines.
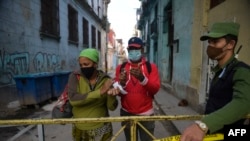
xmin=181 ymin=22 xmax=250 ymax=141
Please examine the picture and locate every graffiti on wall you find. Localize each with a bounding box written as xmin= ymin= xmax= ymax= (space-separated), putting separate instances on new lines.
xmin=0 ymin=49 xmax=29 ymax=85
xmin=34 ymin=52 xmax=61 ymax=72
xmin=0 ymin=49 xmax=64 ymax=86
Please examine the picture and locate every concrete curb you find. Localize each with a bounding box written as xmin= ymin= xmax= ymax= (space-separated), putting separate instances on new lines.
xmin=155 ymin=84 xmax=200 ymax=134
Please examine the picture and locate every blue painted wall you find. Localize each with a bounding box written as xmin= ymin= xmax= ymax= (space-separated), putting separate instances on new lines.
xmin=167 ymin=0 xmax=194 ymax=98
xmin=0 ymin=0 xmax=107 ymax=86
xmin=0 ymin=0 xmax=108 ymax=104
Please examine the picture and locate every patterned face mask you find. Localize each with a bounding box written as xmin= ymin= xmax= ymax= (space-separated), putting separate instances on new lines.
xmin=128 ymin=50 xmax=142 ymax=61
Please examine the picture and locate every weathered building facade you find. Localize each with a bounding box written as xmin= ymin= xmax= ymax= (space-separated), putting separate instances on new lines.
xmin=0 ymin=0 xmax=110 ymax=103
xmin=107 ymin=28 xmax=117 ymax=70
xmin=137 ymin=0 xmax=250 ymax=111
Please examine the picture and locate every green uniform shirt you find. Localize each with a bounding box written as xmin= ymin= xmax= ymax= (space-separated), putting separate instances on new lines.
xmin=202 ymin=56 xmax=250 ymax=133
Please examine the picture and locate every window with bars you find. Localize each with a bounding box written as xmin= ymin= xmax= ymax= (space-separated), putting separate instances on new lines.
xmin=83 ymin=17 xmax=89 ymax=46
xmin=91 ymin=25 xmax=96 ymax=48
xmin=98 ymin=31 xmax=101 ymax=50
xmin=68 ymin=4 xmax=79 ymax=44
xmin=40 ymin=0 xmax=60 ymax=40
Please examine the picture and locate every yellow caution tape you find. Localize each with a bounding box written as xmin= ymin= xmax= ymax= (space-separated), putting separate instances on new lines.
xmin=153 ymin=133 xmax=224 ymax=141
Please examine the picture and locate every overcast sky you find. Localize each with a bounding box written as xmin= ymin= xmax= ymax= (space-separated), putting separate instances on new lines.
xmin=108 ymin=0 xmax=141 ymax=46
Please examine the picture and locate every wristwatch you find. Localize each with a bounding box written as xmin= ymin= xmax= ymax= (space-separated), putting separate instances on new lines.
xmin=195 ymin=120 xmax=208 ymax=133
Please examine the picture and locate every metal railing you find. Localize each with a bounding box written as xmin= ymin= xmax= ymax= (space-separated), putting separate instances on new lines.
xmin=1 ymin=115 xmax=250 ymax=141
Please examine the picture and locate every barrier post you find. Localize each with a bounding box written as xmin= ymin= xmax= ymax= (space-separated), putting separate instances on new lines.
xmin=131 ymin=120 xmax=137 ymax=141
xmin=37 ymin=124 xmax=45 ymax=141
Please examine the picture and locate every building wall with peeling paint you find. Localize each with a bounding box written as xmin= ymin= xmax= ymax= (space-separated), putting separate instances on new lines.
xmin=0 ymin=0 xmax=109 ymax=104
xmin=138 ymin=0 xmax=250 ymax=111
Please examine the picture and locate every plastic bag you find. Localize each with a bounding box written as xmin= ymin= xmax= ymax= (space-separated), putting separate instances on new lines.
xmin=52 ymin=85 xmax=73 ymax=118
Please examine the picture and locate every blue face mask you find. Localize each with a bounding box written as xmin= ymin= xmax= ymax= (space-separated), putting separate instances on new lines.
xmin=128 ymin=50 xmax=142 ymax=61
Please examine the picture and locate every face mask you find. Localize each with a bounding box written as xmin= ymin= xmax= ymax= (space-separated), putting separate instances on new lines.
xmin=128 ymin=50 xmax=142 ymax=61
xmin=206 ymin=44 xmax=227 ymax=60
xmin=81 ymin=67 xmax=95 ymax=79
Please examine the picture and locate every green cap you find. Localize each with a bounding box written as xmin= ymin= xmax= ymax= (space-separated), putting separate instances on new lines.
xmin=79 ymin=48 xmax=99 ymax=63
xmin=200 ymin=22 xmax=240 ymax=41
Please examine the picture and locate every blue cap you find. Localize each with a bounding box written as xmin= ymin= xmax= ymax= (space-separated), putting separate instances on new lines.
xmin=128 ymin=37 xmax=143 ymax=48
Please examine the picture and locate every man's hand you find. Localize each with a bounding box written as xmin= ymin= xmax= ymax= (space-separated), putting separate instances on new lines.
xmin=180 ymin=123 xmax=206 ymax=141
xmin=100 ymin=79 xmax=113 ymax=95
xmin=119 ymin=68 xmax=127 ymax=86
xmin=130 ymin=68 xmax=144 ymax=82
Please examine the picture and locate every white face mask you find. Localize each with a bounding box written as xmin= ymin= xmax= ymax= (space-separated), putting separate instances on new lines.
xmin=128 ymin=50 xmax=142 ymax=61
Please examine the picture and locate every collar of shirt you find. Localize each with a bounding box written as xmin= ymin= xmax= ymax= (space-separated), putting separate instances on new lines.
xmin=212 ymin=55 xmax=236 ymax=74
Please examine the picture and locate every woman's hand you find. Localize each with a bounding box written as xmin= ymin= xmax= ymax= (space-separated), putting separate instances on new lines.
xmin=107 ymin=88 xmax=121 ymax=96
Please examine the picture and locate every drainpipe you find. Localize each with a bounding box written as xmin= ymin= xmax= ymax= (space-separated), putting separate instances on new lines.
xmin=105 ymin=39 xmax=108 ymax=73
xmin=202 ymin=0 xmax=210 ymax=28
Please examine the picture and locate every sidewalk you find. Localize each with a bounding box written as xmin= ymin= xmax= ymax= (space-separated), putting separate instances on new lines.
xmin=154 ymin=84 xmax=200 ymax=134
